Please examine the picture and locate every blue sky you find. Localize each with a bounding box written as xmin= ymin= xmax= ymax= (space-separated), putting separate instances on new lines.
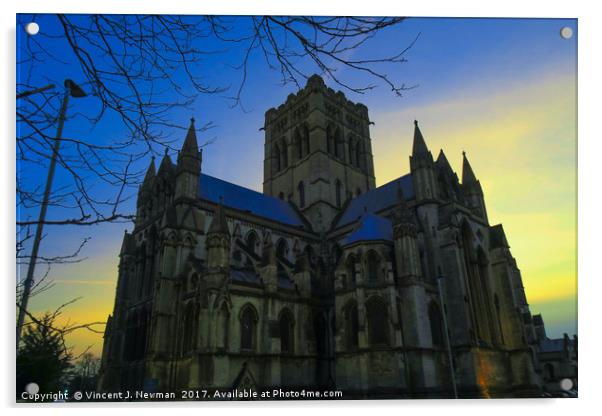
xmin=17 ymin=15 xmax=577 ymax=355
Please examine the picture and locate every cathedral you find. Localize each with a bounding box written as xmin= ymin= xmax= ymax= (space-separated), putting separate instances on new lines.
xmin=98 ymin=74 xmax=548 ymax=398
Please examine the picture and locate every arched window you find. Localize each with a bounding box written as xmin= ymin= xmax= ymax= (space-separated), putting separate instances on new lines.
xmin=366 ymin=297 xmax=388 ymax=345
xmin=334 ymin=127 xmax=342 ymax=159
xmin=366 ymin=250 xmax=379 ymax=283
xmin=302 ymin=124 xmax=310 ymax=156
xmin=279 ymin=309 xmax=294 ymax=354
xmin=240 ymin=305 xmax=257 ymax=351
xmin=182 ymin=302 xmax=196 ymax=354
xmin=429 ymin=302 xmax=445 ymax=347
xmin=335 ymin=179 xmax=342 ymax=208
xmin=245 ymin=231 xmax=258 ymax=265
xmin=280 ymin=139 xmax=288 ymax=169
xmin=276 ymin=238 xmax=288 ymax=274
xmin=298 ymin=181 xmax=305 ymax=208
xmin=344 ymin=301 xmax=359 ymax=349
xmin=327 ymin=124 xmax=334 ymax=154
xmin=216 ymin=303 xmax=229 ymax=349
xmin=276 ymin=238 xmax=288 ymax=258
xmin=345 ymin=254 xmax=356 ymax=287
xmin=294 ymin=128 xmax=303 ymax=160
xmin=273 ymin=143 xmax=281 ymax=172
xmin=348 ymin=138 xmax=356 ymax=166
xmin=355 ymin=143 xmax=362 ymax=170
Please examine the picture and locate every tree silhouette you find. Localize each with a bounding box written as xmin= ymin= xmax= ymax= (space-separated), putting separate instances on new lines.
xmin=16 ymin=313 xmax=73 ymax=396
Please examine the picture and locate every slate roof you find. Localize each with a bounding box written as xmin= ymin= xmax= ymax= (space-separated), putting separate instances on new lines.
xmin=539 ymin=338 xmax=571 ymax=353
xmin=341 ymin=214 xmax=393 ymax=246
xmin=336 ymin=173 xmax=414 ymax=228
xmin=199 ymin=174 xmax=304 ymax=227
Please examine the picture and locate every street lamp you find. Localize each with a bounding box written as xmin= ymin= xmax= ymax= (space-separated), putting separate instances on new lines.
xmin=16 ymin=79 xmax=88 ymax=352
xmin=16 ymin=83 xmax=56 ymax=99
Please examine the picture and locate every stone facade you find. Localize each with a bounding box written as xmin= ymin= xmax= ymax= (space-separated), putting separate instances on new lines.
xmin=98 ymin=75 xmax=550 ymax=398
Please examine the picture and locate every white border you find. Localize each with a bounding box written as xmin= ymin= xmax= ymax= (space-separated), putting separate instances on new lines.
xmin=3 ymin=1 xmax=600 ymax=415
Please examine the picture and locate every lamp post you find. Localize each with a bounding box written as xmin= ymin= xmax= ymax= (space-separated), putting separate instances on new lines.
xmin=16 ymin=79 xmax=87 ymax=352
xmin=437 ymin=272 xmax=459 ymax=399
xmin=16 ymin=83 xmax=55 ymax=99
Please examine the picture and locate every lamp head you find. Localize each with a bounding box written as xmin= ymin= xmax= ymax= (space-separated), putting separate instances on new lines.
xmin=64 ymin=79 xmax=87 ymax=98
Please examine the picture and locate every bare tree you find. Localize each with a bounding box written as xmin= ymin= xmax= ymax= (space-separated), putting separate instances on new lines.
xmin=18 ymin=15 xmax=416 ymax=228
xmin=16 ymin=14 xmax=417 ymax=344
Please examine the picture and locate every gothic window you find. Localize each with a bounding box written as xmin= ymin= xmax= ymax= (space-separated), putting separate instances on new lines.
xmin=345 ymin=254 xmax=356 ymax=287
xmin=246 ymin=231 xmax=258 ymax=255
xmin=273 ymin=143 xmax=281 ymax=172
xmin=279 ymin=308 xmax=294 ymax=354
xmin=240 ymin=304 xmax=258 ymax=351
xmin=216 ymin=303 xmax=229 ymax=350
xmin=245 ymin=231 xmax=259 ymax=267
xmin=366 ymin=297 xmax=388 ymax=346
xmin=334 ymin=127 xmax=343 ymax=159
xmin=355 ymin=142 xmax=362 ymax=170
xmin=327 ymin=124 xmax=334 ymax=154
xmin=294 ymin=128 xmax=303 ymax=160
xmin=302 ymin=124 xmax=310 ymax=156
xmin=348 ymin=138 xmax=356 ymax=166
xmin=344 ymin=301 xmax=359 ymax=349
xmin=429 ymin=302 xmax=445 ymax=347
xmin=335 ymin=179 xmax=342 ymax=208
xmin=276 ymin=238 xmax=288 ymax=261
xmin=298 ymin=181 xmax=305 ymax=208
xmin=137 ymin=244 xmax=147 ymax=299
xmin=366 ymin=250 xmax=379 ymax=283
xmin=280 ymin=139 xmax=288 ymax=168
xmin=182 ymin=302 xmax=196 ymax=354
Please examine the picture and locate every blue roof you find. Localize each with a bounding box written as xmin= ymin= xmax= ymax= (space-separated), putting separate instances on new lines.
xmin=199 ymin=174 xmax=304 ymax=227
xmin=342 ymin=214 xmax=393 ymax=246
xmin=539 ymin=338 xmax=573 ymax=353
xmin=336 ymin=173 xmax=414 ymax=228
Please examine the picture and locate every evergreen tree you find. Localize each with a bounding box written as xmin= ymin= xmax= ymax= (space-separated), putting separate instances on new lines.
xmin=16 ymin=313 xmax=73 ymax=396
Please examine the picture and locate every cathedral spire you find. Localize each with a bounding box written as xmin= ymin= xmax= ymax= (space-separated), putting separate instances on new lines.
xmin=436 ymin=149 xmax=453 ymax=175
xmin=157 ymin=150 xmax=174 ymax=176
xmin=181 ymin=117 xmax=199 ymax=156
xmin=462 ymin=151 xmax=478 ymax=185
xmin=412 ymin=120 xmax=429 ymax=156
xmin=175 ymin=117 xmax=202 ymax=199
xmin=142 ymin=156 xmax=156 ymax=186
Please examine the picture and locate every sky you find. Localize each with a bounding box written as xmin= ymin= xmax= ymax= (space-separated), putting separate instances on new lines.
xmin=16 ymin=15 xmax=577 ymax=357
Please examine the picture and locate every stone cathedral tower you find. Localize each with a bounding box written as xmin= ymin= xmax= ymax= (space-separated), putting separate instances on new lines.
xmin=263 ymin=75 xmax=376 ymax=231
xmin=98 ymin=74 xmax=551 ymax=399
